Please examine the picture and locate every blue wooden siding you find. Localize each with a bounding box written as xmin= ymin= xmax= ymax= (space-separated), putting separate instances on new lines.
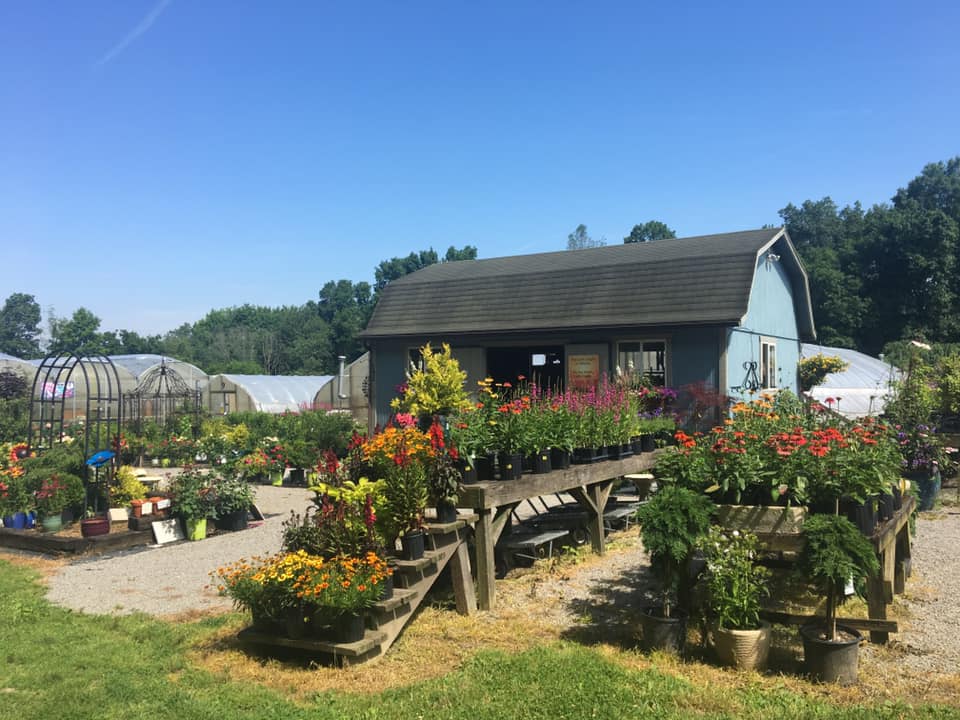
xmin=725 ymin=253 xmax=802 ymax=397
xmin=371 ymin=341 xmax=409 ymax=428
xmin=670 ymin=328 xmax=721 ymax=389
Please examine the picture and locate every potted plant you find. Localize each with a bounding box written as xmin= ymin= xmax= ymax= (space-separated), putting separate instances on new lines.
xmin=426 ymin=422 xmax=461 ymax=523
xmin=382 ymin=454 xmax=428 ymax=559
xmin=635 ymin=484 xmax=714 ymax=654
xmin=32 ymin=473 xmax=84 ymax=533
xmin=447 ymin=411 xmax=487 ymax=484
xmin=283 ymin=439 xmax=316 ymax=486
xmin=109 ymin=465 xmax=147 ymax=521
xmin=700 ymin=526 xmax=772 ymax=670
xmin=544 ymin=398 xmax=575 ymax=470
xmin=214 ymin=551 xmax=390 ymax=642
xmin=390 ymin=342 xmax=473 ymax=425
xmin=294 ymin=476 xmax=387 ymax=558
xmin=490 ymin=393 xmax=529 ymax=480
xmin=169 ymin=466 xmax=217 ymax=540
xmin=211 ymin=474 xmax=256 ymax=531
xmin=797 ymin=514 xmax=880 ymax=684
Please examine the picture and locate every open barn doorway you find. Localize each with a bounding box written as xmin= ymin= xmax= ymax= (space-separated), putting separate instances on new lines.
xmin=486 ymin=346 xmax=564 ymax=391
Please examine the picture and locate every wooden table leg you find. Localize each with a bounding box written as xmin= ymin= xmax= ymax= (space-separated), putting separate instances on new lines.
xmin=866 ymin=546 xmax=895 ymax=645
xmin=570 ymin=479 xmax=614 ymax=556
xmin=475 ymin=508 xmax=496 ymax=611
xmin=449 ymin=536 xmax=477 ymax=616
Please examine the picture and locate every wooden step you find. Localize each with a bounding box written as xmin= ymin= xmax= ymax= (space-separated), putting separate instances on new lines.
xmin=237 ymin=522 xmax=476 ymax=667
xmin=237 ymin=626 xmax=387 ymax=666
xmin=390 ymin=551 xmax=440 ymax=573
xmin=372 ymin=588 xmax=416 ymax=614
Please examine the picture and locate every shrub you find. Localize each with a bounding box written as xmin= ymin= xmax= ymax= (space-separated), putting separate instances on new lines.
xmin=636 ymin=485 xmax=714 ymax=617
xmin=110 ymin=465 xmax=147 ymax=506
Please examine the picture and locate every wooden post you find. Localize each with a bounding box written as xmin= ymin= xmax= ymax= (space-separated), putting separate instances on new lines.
xmin=449 ymin=539 xmax=477 ymax=616
xmin=475 ymin=508 xmax=496 ymax=611
xmin=570 ymin=479 xmax=614 ymax=555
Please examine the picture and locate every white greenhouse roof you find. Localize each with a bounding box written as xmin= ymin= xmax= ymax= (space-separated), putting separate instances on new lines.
xmin=221 ymin=374 xmax=333 ymax=413
xmin=801 ymin=344 xmax=901 ymax=418
xmin=108 ymin=354 xmax=208 ymax=381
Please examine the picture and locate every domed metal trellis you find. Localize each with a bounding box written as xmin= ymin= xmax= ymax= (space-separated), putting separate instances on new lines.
xmin=27 ymin=351 xmax=123 ymax=483
xmin=123 ymin=358 xmax=200 ymax=435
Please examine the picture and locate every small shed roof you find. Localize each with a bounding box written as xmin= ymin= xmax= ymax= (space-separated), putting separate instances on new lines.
xmin=220 ymin=374 xmax=333 ymax=414
xmin=801 ymin=344 xmax=900 ymax=418
xmin=363 ymin=228 xmax=815 ymax=341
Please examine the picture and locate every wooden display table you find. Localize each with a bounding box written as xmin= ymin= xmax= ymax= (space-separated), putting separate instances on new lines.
xmin=460 ymin=452 xmax=659 ymax=610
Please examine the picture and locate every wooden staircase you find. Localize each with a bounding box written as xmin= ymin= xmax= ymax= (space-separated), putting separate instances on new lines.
xmin=237 ymin=516 xmax=476 ymax=666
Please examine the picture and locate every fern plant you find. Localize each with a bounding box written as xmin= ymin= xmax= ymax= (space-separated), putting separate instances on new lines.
xmin=636 ymin=485 xmax=714 ymax=617
xmin=798 ymin=514 xmax=879 ymax=641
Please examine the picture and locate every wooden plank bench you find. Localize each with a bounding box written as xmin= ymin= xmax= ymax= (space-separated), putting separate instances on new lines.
xmin=497 ymin=529 xmax=569 ymax=569
xmin=603 ymin=504 xmax=638 ymax=531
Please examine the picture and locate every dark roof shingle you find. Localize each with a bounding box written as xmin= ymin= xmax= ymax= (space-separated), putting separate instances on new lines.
xmin=363 ymin=228 xmax=813 ymax=339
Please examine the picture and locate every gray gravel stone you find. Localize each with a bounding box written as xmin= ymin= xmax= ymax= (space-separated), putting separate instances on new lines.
xmin=45 ymin=485 xmax=313 ymax=617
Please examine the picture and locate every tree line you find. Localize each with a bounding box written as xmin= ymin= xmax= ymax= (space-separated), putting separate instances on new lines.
xmin=3 ymin=157 xmax=958 ymax=373
xmin=567 ymin=157 xmax=960 ymax=359
xmin=0 ymin=246 xmax=476 ymax=375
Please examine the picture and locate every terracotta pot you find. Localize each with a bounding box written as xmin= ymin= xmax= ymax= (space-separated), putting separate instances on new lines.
xmin=80 ymin=517 xmax=110 ymax=538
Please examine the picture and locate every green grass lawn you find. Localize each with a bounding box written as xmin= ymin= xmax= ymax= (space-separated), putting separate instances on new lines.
xmin=0 ymin=558 xmax=957 ymax=720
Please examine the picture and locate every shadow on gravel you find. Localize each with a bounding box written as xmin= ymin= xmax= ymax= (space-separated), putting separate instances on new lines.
xmin=557 ymin=563 xmax=804 ymax=675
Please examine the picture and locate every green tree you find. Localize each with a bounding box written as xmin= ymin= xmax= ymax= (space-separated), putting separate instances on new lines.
xmin=0 ymin=293 xmax=42 ymax=358
xmin=779 ymin=199 xmax=870 ymax=348
xmin=861 ymin=202 xmax=958 ymax=352
xmin=48 ymin=307 xmax=106 ymax=355
xmin=623 ymin=221 xmax=676 ymax=244
xmin=566 ymin=224 xmax=606 ymax=250
xmin=374 ymin=245 xmax=477 ymax=293
xmin=318 ymin=280 xmax=374 ymax=364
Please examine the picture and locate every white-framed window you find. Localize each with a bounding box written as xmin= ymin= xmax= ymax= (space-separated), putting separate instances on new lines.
xmin=760 ymin=338 xmax=777 ymax=389
xmin=617 ymin=340 xmax=667 ymax=386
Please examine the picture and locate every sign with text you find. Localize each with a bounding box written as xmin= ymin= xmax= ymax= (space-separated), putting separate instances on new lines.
xmin=568 ymin=354 xmax=600 ymax=391
xmin=152 ymin=518 xmax=185 ymax=545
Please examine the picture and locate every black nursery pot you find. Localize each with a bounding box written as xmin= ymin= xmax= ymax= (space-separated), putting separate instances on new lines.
xmin=531 ymin=451 xmax=552 ymax=474
xmin=436 ymin=501 xmax=458 ymax=524
xmin=400 ymin=530 xmax=426 ymax=560
xmin=550 ymin=448 xmax=572 ymax=470
xmin=640 ymin=435 xmax=657 ymax=453
xmin=457 ymin=459 xmax=478 ymax=485
xmin=215 ymin=509 xmax=249 ymax=532
xmin=475 ymin=454 xmax=495 ymax=481
xmin=497 ymin=452 xmax=523 ymax=481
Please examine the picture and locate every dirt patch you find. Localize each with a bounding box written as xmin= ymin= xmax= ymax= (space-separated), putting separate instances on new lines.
xmin=0 ymin=550 xmax=66 ymax=581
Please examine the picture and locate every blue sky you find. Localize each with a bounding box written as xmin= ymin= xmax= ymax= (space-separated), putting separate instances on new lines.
xmin=2 ymin=1 xmax=958 ymax=336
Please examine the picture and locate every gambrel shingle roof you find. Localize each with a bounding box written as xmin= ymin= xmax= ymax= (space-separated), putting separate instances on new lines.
xmin=362 ymin=228 xmax=815 ymax=341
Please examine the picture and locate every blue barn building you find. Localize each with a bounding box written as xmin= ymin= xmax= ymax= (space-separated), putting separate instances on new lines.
xmin=361 ymin=228 xmax=816 ymax=428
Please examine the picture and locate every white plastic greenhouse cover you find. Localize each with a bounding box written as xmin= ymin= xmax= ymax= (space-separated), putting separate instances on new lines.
xmin=222 ymin=374 xmax=333 ymax=413
xmin=801 ymin=344 xmax=901 ymax=418
xmin=108 ymin=354 xmax=208 ymax=381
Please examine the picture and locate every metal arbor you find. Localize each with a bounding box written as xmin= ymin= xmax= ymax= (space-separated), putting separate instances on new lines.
xmin=27 ymin=352 xmax=123 ymax=481
xmin=123 ymin=357 xmax=200 ymax=434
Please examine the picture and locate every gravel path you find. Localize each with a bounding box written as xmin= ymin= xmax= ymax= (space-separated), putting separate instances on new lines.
xmin=884 ymin=505 xmax=960 ymax=674
xmin=45 ymin=485 xmax=313 ymax=617
xmin=44 ymin=490 xmax=960 ymax=678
